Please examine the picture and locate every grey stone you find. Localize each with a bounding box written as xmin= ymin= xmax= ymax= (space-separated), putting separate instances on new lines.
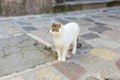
xmin=88 ymin=26 xmax=112 ymax=33
xmin=38 ymin=33 xmax=53 ymax=44
xmin=86 ymin=76 xmax=99 ymax=80
xmin=82 ymin=17 xmax=95 ymax=22
xmin=65 ymin=17 xmax=77 ymax=20
xmin=42 ymin=14 xmax=58 ymax=18
xmin=0 ymin=35 xmax=56 ymax=77
xmin=0 ymin=48 xmax=5 ymax=57
xmin=111 ymin=11 xmax=120 ymax=15
xmin=104 ymin=78 xmax=114 ymax=80
xmin=69 ymin=11 xmax=81 ymax=15
xmin=27 ymin=17 xmax=37 ymax=19
xmin=95 ymin=22 xmax=106 ymax=26
xmin=102 ymin=9 xmax=108 ymax=12
xmin=54 ymin=18 xmax=69 ymax=25
xmin=17 ymin=21 xmax=31 ymax=25
xmin=106 ymin=15 xmax=120 ymax=20
xmin=90 ymin=15 xmax=102 ymax=18
xmin=106 ymin=15 xmax=117 ymax=18
xmin=22 ymin=70 xmax=37 ymax=80
xmin=0 ymin=19 xmax=14 ymax=22
xmin=0 ymin=32 xmax=11 ymax=39
xmin=22 ymin=26 xmax=37 ymax=31
xmin=78 ymin=38 xmax=93 ymax=49
xmin=81 ymin=33 xmax=99 ymax=40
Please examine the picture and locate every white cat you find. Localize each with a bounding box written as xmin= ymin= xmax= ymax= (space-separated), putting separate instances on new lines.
xmin=50 ymin=22 xmax=80 ymax=61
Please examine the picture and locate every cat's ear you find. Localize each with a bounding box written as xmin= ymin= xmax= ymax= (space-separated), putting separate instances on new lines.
xmin=53 ymin=22 xmax=56 ymax=25
xmin=57 ymin=22 xmax=62 ymax=28
xmin=51 ymin=20 xmax=56 ymax=25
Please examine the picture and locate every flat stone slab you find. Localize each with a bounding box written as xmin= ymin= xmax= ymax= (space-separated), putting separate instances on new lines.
xmin=9 ymin=76 xmax=26 ymax=80
xmin=81 ymin=33 xmax=100 ymax=40
xmin=91 ymin=15 xmax=120 ymax=26
xmin=102 ymin=30 xmax=120 ymax=39
xmin=36 ymin=67 xmax=62 ymax=80
xmin=88 ymin=26 xmax=112 ymax=33
xmin=0 ymin=22 xmax=22 ymax=38
xmin=100 ymin=66 xmax=120 ymax=79
xmin=52 ymin=62 xmax=86 ymax=80
xmin=54 ymin=18 xmax=70 ymax=25
xmin=0 ymin=35 xmax=56 ymax=77
xmin=17 ymin=21 xmax=32 ymax=25
xmin=81 ymin=17 xmax=95 ymax=22
xmin=64 ymin=17 xmax=77 ymax=20
xmin=86 ymin=76 xmax=99 ymax=80
xmin=116 ymin=59 xmax=120 ymax=71
xmin=93 ymin=38 xmax=120 ymax=49
xmin=90 ymin=48 xmax=120 ymax=60
xmin=22 ymin=26 xmax=37 ymax=32
xmin=94 ymin=22 xmax=106 ymax=26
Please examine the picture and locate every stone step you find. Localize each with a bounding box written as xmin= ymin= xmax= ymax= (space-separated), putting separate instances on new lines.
xmin=53 ymin=0 xmax=120 ymax=12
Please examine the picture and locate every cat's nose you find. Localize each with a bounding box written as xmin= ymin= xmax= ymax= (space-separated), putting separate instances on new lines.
xmin=49 ymin=30 xmax=52 ymax=33
xmin=52 ymin=30 xmax=55 ymax=32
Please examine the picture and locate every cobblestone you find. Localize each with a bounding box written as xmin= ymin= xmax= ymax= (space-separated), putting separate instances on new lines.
xmin=36 ymin=68 xmax=62 ymax=80
xmin=22 ymin=26 xmax=37 ymax=32
xmin=10 ymin=76 xmax=26 ymax=80
xmin=94 ymin=38 xmax=120 ymax=49
xmin=52 ymin=62 xmax=86 ymax=80
xmin=116 ymin=59 xmax=120 ymax=70
xmin=88 ymin=26 xmax=112 ymax=33
xmin=81 ymin=33 xmax=100 ymax=40
xmin=90 ymin=48 xmax=120 ymax=60
xmin=54 ymin=18 xmax=70 ymax=25
xmin=86 ymin=76 xmax=99 ymax=80
xmin=102 ymin=30 xmax=120 ymax=39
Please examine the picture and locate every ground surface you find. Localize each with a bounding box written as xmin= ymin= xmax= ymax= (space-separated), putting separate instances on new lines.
xmin=0 ymin=6 xmax=120 ymax=80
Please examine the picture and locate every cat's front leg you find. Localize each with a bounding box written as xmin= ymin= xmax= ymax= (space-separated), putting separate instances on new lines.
xmin=56 ymin=49 xmax=61 ymax=61
xmin=61 ymin=49 xmax=67 ymax=61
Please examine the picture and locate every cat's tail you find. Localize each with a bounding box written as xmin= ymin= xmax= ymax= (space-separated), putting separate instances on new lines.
xmin=77 ymin=35 xmax=81 ymax=48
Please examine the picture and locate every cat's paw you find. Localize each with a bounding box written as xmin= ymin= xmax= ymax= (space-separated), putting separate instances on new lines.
xmin=72 ymin=52 xmax=76 ymax=54
xmin=72 ymin=48 xmax=76 ymax=54
xmin=57 ymin=58 xmax=66 ymax=61
xmin=57 ymin=58 xmax=61 ymax=61
xmin=61 ymin=58 xmax=66 ymax=61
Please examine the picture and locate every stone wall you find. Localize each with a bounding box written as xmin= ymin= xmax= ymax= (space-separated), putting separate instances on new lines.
xmin=0 ymin=0 xmax=52 ymax=16
xmin=53 ymin=0 xmax=120 ymax=12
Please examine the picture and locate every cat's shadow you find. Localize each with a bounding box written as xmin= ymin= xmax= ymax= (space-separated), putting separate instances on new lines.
xmin=44 ymin=38 xmax=92 ymax=61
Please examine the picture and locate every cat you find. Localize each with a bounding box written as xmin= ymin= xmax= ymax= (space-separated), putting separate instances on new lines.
xmin=50 ymin=22 xmax=80 ymax=61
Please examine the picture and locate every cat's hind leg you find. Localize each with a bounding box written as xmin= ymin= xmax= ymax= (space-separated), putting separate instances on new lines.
xmin=61 ymin=48 xmax=68 ymax=61
xmin=56 ymin=49 xmax=62 ymax=61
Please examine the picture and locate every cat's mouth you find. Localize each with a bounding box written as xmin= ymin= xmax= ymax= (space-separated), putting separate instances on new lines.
xmin=49 ymin=30 xmax=55 ymax=35
xmin=50 ymin=30 xmax=58 ymax=33
xmin=49 ymin=30 xmax=52 ymax=33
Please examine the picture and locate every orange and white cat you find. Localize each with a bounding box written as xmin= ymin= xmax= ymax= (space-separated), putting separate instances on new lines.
xmin=50 ymin=22 xmax=80 ymax=61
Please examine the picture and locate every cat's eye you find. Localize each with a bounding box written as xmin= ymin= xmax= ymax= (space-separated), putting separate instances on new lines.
xmin=52 ymin=29 xmax=55 ymax=32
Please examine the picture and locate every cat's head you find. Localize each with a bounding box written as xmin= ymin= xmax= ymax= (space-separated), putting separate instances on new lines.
xmin=49 ymin=22 xmax=62 ymax=36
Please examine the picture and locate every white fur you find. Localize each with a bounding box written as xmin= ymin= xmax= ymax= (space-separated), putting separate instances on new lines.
xmin=50 ymin=22 xmax=80 ymax=61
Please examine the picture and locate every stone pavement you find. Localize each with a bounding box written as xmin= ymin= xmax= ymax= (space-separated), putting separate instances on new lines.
xmin=0 ymin=6 xmax=120 ymax=80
